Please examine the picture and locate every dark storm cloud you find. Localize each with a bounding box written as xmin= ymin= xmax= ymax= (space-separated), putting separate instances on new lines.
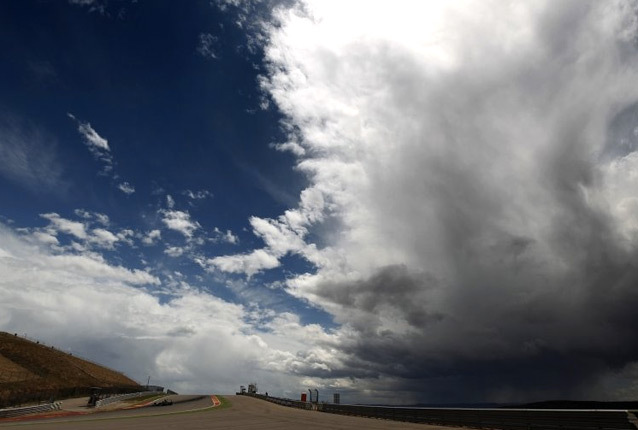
xmin=258 ymin=0 xmax=638 ymax=402
xmin=606 ymin=102 xmax=638 ymax=159
xmin=315 ymin=265 xmax=444 ymax=331
xmin=302 ymin=248 xmax=638 ymax=402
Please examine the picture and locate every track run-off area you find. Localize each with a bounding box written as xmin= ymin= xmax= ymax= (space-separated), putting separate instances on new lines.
xmin=0 ymin=395 xmax=459 ymax=430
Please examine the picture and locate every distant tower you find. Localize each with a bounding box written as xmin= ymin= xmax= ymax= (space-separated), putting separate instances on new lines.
xmin=333 ymin=393 xmax=340 ymax=404
xmin=248 ymin=382 xmax=257 ymax=394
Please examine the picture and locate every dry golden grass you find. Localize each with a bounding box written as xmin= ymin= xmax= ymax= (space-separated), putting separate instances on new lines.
xmin=0 ymin=332 xmax=140 ymax=391
xmin=0 ymin=353 xmax=36 ymax=382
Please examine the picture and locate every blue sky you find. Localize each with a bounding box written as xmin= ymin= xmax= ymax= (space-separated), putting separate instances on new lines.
xmin=4 ymin=0 xmax=638 ymax=405
xmin=0 ymin=0 xmax=325 ymax=319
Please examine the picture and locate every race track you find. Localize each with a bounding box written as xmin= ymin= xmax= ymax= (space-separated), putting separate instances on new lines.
xmin=0 ymin=395 xmax=461 ymax=429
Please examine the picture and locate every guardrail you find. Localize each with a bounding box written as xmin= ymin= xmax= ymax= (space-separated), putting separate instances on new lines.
xmin=0 ymin=402 xmax=61 ymax=418
xmin=245 ymin=394 xmax=638 ymax=429
xmin=0 ymin=385 xmax=142 ymax=409
xmin=321 ymin=403 xmax=638 ymax=429
xmin=249 ymin=394 xmax=313 ymax=410
xmin=95 ymin=391 xmax=156 ymax=407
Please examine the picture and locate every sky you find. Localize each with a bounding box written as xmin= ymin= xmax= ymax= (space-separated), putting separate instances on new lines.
xmin=3 ymin=0 xmax=638 ymax=405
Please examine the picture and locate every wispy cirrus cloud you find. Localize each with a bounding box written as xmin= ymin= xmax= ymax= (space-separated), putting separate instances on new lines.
xmin=183 ymin=189 xmax=212 ymax=200
xmin=0 ymin=116 xmax=66 ymax=194
xmin=68 ymin=0 xmax=106 ymax=14
xmin=67 ymin=113 xmax=113 ymax=174
xmin=67 ymin=113 xmax=135 ymax=195
xmin=77 ymin=120 xmax=109 ymax=151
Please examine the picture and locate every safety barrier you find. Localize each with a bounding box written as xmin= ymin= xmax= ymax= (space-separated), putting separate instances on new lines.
xmin=319 ymin=403 xmax=638 ymax=429
xmin=0 ymin=402 xmax=61 ymax=418
xmin=95 ymin=391 xmax=156 ymax=408
xmin=245 ymin=394 xmax=638 ymax=429
xmin=248 ymin=394 xmax=313 ymax=410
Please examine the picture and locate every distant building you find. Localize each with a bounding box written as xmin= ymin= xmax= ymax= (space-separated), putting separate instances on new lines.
xmin=248 ymin=383 xmax=257 ymax=394
xmin=308 ymin=388 xmax=319 ymax=403
xmin=146 ymin=385 xmax=164 ymax=392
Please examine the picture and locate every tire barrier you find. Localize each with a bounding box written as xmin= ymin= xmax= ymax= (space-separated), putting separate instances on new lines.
xmin=246 ymin=394 xmax=638 ymax=429
xmin=0 ymin=402 xmax=61 ymax=418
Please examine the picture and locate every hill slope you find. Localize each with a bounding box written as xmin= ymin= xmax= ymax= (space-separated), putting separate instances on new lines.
xmin=0 ymin=332 xmax=140 ymax=403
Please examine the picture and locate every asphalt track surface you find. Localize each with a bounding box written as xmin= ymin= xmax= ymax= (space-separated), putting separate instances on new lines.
xmin=0 ymin=395 xmax=462 ymax=429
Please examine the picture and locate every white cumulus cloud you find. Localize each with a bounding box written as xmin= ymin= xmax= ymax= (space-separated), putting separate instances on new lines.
xmin=0 ymin=222 xmax=337 ymax=397
xmin=161 ymin=210 xmax=201 ymax=239
xmin=212 ymin=227 xmax=239 ymax=244
xmin=207 ymin=249 xmax=280 ymax=277
xmin=197 ymin=33 xmax=219 ymax=59
xmin=164 ymin=246 xmax=186 ymax=257
xmin=40 ymin=212 xmax=87 ymax=240
xmin=118 ymin=182 xmax=135 ymax=195
xmin=90 ymin=228 xmax=120 ymax=249
xmin=142 ymin=229 xmax=162 ymax=245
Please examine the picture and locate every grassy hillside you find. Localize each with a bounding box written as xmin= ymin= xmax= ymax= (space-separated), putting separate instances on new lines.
xmin=0 ymin=332 xmax=140 ymax=406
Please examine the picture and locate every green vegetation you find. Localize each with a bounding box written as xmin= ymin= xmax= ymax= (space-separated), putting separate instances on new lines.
xmin=215 ymin=395 xmax=231 ymax=410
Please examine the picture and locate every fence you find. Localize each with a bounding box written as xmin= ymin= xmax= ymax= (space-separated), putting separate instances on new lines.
xmin=245 ymin=393 xmax=638 ymax=430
